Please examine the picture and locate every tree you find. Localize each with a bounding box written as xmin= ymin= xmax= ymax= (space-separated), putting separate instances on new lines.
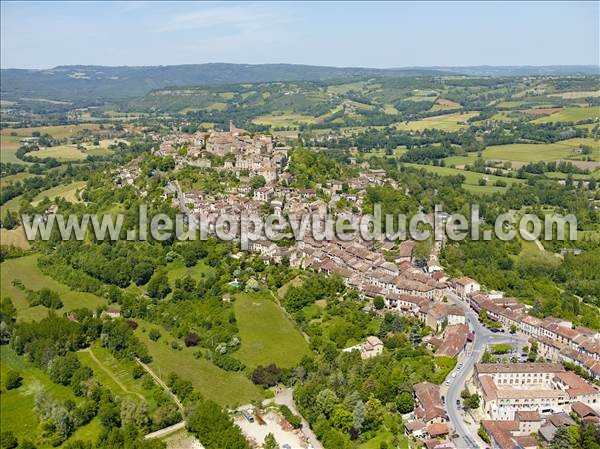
xmin=48 ymin=353 xmax=81 ymax=385
xmin=373 ymin=296 xmax=385 ymax=310
xmin=263 ymin=433 xmax=279 ymax=449
xmin=132 ymin=262 xmax=154 ymax=286
xmin=397 ymin=391 xmax=414 ymax=414
xmin=250 ymin=175 xmax=266 ymax=190
xmin=352 ymin=399 xmax=365 ymax=433
xmin=364 ymin=395 xmax=384 ymax=431
xmin=4 ymin=370 xmax=22 ymax=390
xmin=330 ymin=405 xmax=353 ymax=433
xmin=186 ymin=400 xmax=249 ymax=449
xmin=550 ymin=426 xmax=575 ymax=449
xmin=146 ymin=270 xmax=171 ymax=299
xmin=315 ymin=389 xmax=338 ymax=418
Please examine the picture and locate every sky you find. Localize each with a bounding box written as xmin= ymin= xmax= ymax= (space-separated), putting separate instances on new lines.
xmin=1 ymin=1 xmax=598 ymax=69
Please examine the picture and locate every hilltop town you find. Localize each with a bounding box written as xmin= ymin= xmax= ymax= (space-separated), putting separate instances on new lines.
xmin=133 ymin=121 xmax=600 ymax=449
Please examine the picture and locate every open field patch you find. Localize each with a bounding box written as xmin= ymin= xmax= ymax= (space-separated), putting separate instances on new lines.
xmin=1 ymin=346 xmax=102 ymax=446
xmin=394 ymin=111 xmax=479 ymax=132
xmin=532 ymin=106 xmax=599 ymax=123
xmin=521 ymin=107 xmax=563 ymax=116
xmin=252 ymin=113 xmax=319 ymax=127
xmin=402 ymin=163 xmax=523 ymax=191
xmin=483 ymin=138 xmax=599 ymax=163
xmin=134 ymin=320 xmax=263 ymax=408
xmin=549 ymin=91 xmax=600 ymax=99
xmin=32 ymin=181 xmax=86 ymax=205
xmin=0 ymin=228 xmax=31 ymax=249
xmin=0 ymin=254 xmax=106 ymax=322
xmin=233 ymin=292 xmax=310 ymax=369
xmin=0 ymin=172 xmax=38 ymax=188
xmin=29 ymin=145 xmax=88 ymax=161
xmin=0 ymin=123 xmax=102 ymax=138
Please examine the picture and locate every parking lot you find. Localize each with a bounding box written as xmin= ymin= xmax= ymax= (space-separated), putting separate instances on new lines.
xmin=234 ymin=409 xmax=309 ymax=449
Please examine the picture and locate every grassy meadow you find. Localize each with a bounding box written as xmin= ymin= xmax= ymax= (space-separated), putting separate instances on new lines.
xmin=0 ymin=255 xmax=106 ymax=322
xmin=233 ymin=292 xmax=310 ymax=369
xmin=134 ymin=320 xmax=263 ymax=408
xmin=483 ymin=138 xmax=599 ymax=163
xmin=32 ymin=181 xmax=86 ymax=205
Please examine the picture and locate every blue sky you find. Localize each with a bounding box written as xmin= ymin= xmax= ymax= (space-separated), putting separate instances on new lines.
xmin=1 ymin=1 xmax=598 ymax=69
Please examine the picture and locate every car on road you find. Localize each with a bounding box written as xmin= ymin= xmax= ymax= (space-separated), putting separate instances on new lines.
xmin=457 ymin=363 xmax=463 ymax=369
xmin=445 ymin=380 xmax=450 ymax=386
xmin=451 ymin=372 xmax=457 ymax=378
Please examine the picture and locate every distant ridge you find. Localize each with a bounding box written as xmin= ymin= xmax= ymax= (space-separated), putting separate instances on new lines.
xmin=1 ymin=63 xmax=597 ymax=105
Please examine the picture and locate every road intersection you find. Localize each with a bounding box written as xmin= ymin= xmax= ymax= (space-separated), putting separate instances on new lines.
xmin=443 ymin=292 xmax=526 ymax=448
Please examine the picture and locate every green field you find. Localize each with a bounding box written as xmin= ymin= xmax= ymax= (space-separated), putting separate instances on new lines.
xmin=0 ymin=134 xmax=29 ymax=165
xmin=357 ymin=431 xmax=409 ymax=449
xmin=532 ymin=106 xmax=600 ymax=124
xmin=394 ymin=111 xmax=479 ymax=132
xmin=483 ymin=138 xmax=599 ymax=163
xmin=0 ymin=124 xmax=102 ymax=139
xmin=0 ymin=172 xmax=38 ymax=188
xmin=77 ymin=343 xmax=157 ymax=408
xmin=32 ymin=181 xmax=86 ymax=205
xmin=166 ymin=259 xmax=215 ymax=286
xmin=233 ymin=292 xmax=310 ymax=369
xmin=30 ymin=145 xmax=88 ymax=161
xmin=0 ymin=254 xmax=106 ymax=322
xmin=0 ymin=346 xmax=101 ymax=447
xmin=252 ymin=113 xmax=319 ymax=127
xmin=135 ymin=320 xmax=263 ymax=408
xmin=402 ymin=163 xmax=523 ymax=192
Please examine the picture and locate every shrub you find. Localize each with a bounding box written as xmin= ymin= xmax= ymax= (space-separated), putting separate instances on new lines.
xmin=4 ymin=370 xmax=22 ymax=390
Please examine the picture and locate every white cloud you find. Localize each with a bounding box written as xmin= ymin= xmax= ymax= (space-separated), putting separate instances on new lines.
xmin=156 ymin=3 xmax=292 ymax=33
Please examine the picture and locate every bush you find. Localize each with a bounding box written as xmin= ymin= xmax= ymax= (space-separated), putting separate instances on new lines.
xmin=212 ymin=354 xmax=245 ymax=372
xmin=251 ymin=364 xmax=282 ymax=387
xmin=149 ymin=328 xmax=161 ymax=341
xmin=4 ymin=370 xmax=22 ymax=390
xmin=280 ymin=404 xmax=302 ymax=429
xmin=0 ymin=431 xmax=17 ymax=449
xmin=185 ymin=332 xmax=199 ymax=347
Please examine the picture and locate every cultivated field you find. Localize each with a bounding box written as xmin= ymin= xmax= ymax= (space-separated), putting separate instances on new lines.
xmin=0 ymin=228 xmax=31 ymax=249
xmin=549 ymin=91 xmax=600 ymax=99
xmin=233 ymin=292 xmax=310 ymax=369
xmin=483 ymin=138 xmax=599 ymax=163
xmin=252 ymin=113 xmax=319 ymax=127
xmin=532 ymin=106 xmax=600 ymax=124
xmin=0 ymin=123 xmax=102 ymax=138
xmin=0 ymin=135 xmax=29 ymax=165
xmin=394 ymin=111 xmax=479 ymax=132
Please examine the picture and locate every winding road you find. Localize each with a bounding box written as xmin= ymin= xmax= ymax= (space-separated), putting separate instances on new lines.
xmin=443 ymin=292 xmax=526 ymax=449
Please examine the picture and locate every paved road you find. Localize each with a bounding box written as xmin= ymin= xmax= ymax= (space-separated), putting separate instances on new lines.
xmin=444 ymin=292 xmax=526 ymax=449
xmin=268 ymin=387 xmax=323 ymax=449
xmin=144 ymin=421 xmax=187 ymax=440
